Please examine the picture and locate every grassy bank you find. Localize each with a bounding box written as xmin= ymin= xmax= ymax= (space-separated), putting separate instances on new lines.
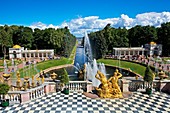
xmin=15 ymin=57 xmax=72 ymax=78
xmin=97 ymin=59 xmax=146 ymax=76
xmin=10 ymin=43 xmax=77 ymax=78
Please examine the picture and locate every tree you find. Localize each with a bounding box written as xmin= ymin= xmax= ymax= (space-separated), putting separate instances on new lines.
xmin=143 ymin=65 xmax=155 ymax=94
xmin=60 ymin=68 xmax=69 ymax=85
xmin=144 ymin=66 xmax=155 ymax=82
xmin=12 ymin=26 xmax=33 ymax=49
xmin=0 ymin=26 xmax=13 ymax=59
xmin=0 ymin=83 xmax=10 ymax=99
xmin=157 ymin=22 xmax=170 ymax=56
xmin=128 ymin=25 xmax=157 ymax=47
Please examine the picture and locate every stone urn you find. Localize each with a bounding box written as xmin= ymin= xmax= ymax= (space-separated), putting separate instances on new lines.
xmin=2 ymin=74 xmax=11 ymax=84
xmin=2 ymin=74 xmax=10 ymax=80
xmin=50 ymin=72 xmax=57 ymax=80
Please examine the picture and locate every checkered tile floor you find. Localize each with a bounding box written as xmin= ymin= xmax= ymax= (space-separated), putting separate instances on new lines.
xmin=0 ymin=91 xmax=170 ymax=113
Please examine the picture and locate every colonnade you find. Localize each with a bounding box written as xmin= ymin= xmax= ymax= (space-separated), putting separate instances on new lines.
xmin=113 ymin=47 xmax=145 ymax=57
xmin=22 ymin=51 xmax=53 ymax=58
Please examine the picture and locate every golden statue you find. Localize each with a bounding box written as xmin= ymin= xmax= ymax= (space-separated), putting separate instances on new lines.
xmin=78 ymin=64 xmax=87 ymax=80
xmin=41 ymin=76 xmax=44 ymax=84
xmin=16 ymin=71 xmax=21 ymax=89
xmin=108 ymin=69 xmax=123 ymax=98
xmin=95 ymin=70 xmax=112 ymax=98
xmin=36 ymin=77 xmax=40 ymax=86
xmin=16 ymin=71 xmax=21 ymax=81
xmin=32 ymin=75 xmax=34 ymax=81
xmin=23 ymin=79 xmax=27 ymax=91
xmin=95 ymin=69 xmax=123 ymax=98
xmin=0 ymin=76 xmax=4 ymax=83
xmin=32 ymin=75 xmax=35 ymax=87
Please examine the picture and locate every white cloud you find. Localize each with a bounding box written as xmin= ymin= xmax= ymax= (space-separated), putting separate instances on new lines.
xmin=29 ymin=12 xmax=170 ymax=37
xmin=29 ymin=22 xmax=59 ymax=30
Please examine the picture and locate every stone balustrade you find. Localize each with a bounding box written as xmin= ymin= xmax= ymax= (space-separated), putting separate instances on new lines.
xmin=1 ymin=78 xmax=170 ymax=105
xmin=121 ymin=78 xmax=170 ymax=93
xmin=29 ymin=85 xmax=45 ymax=100
xmin=0 ymin=84 xmax=49 ymax=104
xmin=67 ymin=81 xmax=88 ymax=92
xmin=0 ymin=92 xmax=21 ymax=104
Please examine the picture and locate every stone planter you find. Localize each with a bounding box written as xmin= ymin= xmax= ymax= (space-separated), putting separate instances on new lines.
xmin=63 ymin=88 xmax=69 ymax=95
xmin=146 ymin=88 xmax=152 ymax=95
xmin=1 ymin=99 xmax=9 ymax=107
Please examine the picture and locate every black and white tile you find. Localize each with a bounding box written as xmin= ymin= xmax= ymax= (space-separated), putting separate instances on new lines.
xmin=0 ymin=91 xmax=170 ymax=113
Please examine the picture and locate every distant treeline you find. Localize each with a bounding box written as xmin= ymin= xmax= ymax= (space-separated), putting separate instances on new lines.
xmin=0 ymin=25 xmax=76 ymax=58
xmin=88 ymin=22 xmax=170 ymax=59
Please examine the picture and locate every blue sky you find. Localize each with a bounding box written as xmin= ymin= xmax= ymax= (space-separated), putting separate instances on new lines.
xmin=1 ymin=0 xmax=170 ymax=36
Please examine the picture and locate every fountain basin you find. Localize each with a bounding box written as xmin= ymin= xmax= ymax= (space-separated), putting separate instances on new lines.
xmin=45 ymin=65 xmax=139 ymax=81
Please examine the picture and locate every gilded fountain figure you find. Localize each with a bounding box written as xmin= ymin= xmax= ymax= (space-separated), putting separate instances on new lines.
xmin=95 ymin=69 xmax=123 ymax=98
xmin=16 ymin=71 xmax=21 ymax=90
xmin=108 ymin=69 xmax=123 ymax=98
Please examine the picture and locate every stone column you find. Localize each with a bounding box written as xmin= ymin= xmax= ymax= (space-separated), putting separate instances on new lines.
xmin=133 ymin=51 xmax=135 ymax=55
xmin=86 ymin=81 xmax=93 ymax=92
xmin=42 ymin=53 xmax=44 ymax=58
xmin=46 ymin=53 xmax=48 ymax=58
xmin=33 ymin=53 xmax=35 ymax=58
xmin=20 ymin=92 xmax=30 ymax=103
xmin=20 ymin=53 xmax=22 ymax=59
xmin=25 ymin=53 xmax=27 ymax=58
xmin=37 ymin=53 xmax=39 ymax=58
xmin=29 ymin=53 xmax=31 ymax=58
xmin=128 ymin=51 xmax=130 ymax=56
xmin=142 ymin=50 xmax=144 ymax=55
xmin=121 ymin=79 xmax=130 ymax=92
xmin=120 ymin=51 xmax=122 ymax=56
xmin=137 ymin=51 xmax=139 ymax=55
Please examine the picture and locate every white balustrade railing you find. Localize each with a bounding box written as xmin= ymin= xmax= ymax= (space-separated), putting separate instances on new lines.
xmin=128 ymin=79 xmax=164 ymax=91
xmin=0 ymin=84 xmax=46 ymax=104
xmin=29 ymin=85 xmax=45 ymax=100
xmin=0 ymin=91 xmax=21 ymax=104
xmin=67 ymin=81 xmax=87 ymax=92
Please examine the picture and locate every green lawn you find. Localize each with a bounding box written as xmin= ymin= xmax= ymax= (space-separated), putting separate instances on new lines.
xmin=69 ymin=41 xmax=77 ymax=61
xmin=97 ymin=59 xmax=146 ymax=76
xmin=12 ymin=57 xmax=73 ymax=78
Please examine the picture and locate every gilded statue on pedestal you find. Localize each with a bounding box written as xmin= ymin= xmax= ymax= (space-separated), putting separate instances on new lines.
xmin=95 ymin=69 xmax=123 ymax=98
xmin=32 ymin=75 xmax=35 ymax=87
xmin=78 ymin=64 xmax=87 ymax=80
xmin=16 ymin=71 xmax=21 ymax=89
xmin=108 ymin=69 xmax=122 ymax=98
xmin=95 ymin=70 xmax=112 ymax=98
xmin=41 ymin=76 xmax=44 ymax=84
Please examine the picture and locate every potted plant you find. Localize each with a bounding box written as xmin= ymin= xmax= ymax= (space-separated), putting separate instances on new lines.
xmin=0 ymin=83 xmax=10 ymax=107
xmin=143 ymin=66 xmax=155 ymax=95
xmin=60 ymin=68 xmax=70 ymax=94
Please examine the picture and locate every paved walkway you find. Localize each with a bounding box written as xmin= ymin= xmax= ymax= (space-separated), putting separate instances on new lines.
xmin=0 ymin=91 xmax=170 ymax=113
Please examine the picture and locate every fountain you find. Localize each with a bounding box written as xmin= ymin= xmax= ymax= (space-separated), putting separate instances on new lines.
xmin=11 ymin=58 xmax=18 ymax=77
xmin=83 ymin=32 xmax=107 ymax=87
xmin=3 ymin=59 xmax=8 ymax=74
xmin=2 ymin=59 xmax=11 ymax=84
